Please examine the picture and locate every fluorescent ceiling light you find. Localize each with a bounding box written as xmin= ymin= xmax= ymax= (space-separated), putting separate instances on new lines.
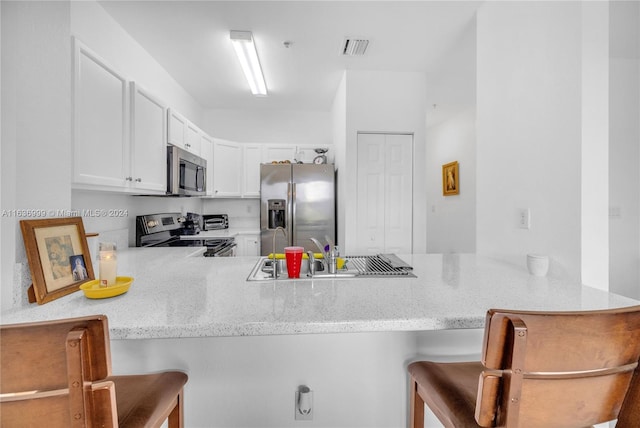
xmin=230 ymin=30 xmax=268 ymax=96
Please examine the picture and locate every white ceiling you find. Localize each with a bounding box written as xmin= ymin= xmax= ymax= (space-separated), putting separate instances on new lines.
xmin=98 ymin=0 xmax=481 ymax=112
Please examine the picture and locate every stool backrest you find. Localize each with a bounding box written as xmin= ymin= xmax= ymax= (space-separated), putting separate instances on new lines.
xmin=474 ymin=305 xmax=640 ymax=427
xmin=0 ymin=315 xmax=117 ymax=427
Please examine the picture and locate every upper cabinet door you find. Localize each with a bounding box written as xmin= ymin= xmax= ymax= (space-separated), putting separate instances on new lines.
xmin=186 ymin=122 xmax=201 ymax=155
xmin=130 ymin=82 xmax=167 ymax=193
xmin=242 ymin=145 xmax=263 ymax=198
xmin=200 ymin=133 xmax=214 ymax=196
xmin=73 ymin=38 xmax=129 ymax=188
xmin=167 ymin=108 xmax=187 ymax=149
xmin=212 ymin=139 xmax=242 ymax=197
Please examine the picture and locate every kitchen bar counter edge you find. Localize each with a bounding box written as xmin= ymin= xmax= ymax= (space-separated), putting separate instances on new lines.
xmin=1 ymin=249 xmax=637 ymax=340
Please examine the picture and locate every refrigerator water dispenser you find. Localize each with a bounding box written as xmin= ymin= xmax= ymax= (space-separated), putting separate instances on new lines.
xmin=268 ymin=199 xmax=286 ymax=229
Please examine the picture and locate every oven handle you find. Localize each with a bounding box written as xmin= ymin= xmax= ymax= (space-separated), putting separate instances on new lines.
xmin=215 ymin=243 xmax=237 ymax=257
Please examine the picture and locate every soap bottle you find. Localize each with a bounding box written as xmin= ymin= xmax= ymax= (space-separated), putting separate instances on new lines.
xmin=328 ymin=247 xmax=338 ymax=274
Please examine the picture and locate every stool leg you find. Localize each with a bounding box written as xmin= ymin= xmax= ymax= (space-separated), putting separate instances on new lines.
xmin=410 ymin=377 xmax=424 ymax=428
xmin=168 ymin=388 xmax=184 ymax=428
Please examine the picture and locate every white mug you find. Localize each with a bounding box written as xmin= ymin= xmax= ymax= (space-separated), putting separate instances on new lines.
xmin=527 ymin=254 xmax=549 ymax=277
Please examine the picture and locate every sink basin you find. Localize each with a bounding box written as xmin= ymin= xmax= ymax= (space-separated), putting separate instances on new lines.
xmin=246 ymin=257 xmax=357 ymax=281
xmin=247 ymin=254 xmax=416 ymax=281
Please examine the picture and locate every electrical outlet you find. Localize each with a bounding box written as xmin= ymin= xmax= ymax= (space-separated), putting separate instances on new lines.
xmin=518 ymin=209 xmax=530 ymax=229
xmin=295 ymin=387 xmax=313 ymax=420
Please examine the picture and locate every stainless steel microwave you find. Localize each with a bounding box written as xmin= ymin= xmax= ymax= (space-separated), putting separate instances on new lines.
xmin=167 ymin=145 xmax=206 ymax=196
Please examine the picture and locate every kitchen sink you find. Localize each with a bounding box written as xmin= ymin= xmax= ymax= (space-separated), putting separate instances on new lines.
xmin=246 ymin=254 xmax=415 ymax=281
xmin=246 ymin=257 xmax=357 ymax=281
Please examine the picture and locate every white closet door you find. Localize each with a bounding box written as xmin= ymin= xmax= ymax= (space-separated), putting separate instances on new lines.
xmin=383 ymin=134 xmax=413 ymax=253
xmin=357 ymin=134 xmax=386 ymax=254
xmin=356 ymin=133 xmax=413 ymax=254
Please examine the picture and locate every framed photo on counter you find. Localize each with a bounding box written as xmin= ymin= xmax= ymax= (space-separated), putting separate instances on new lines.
xmin=20 ymin=217 xmax=94 ymax=305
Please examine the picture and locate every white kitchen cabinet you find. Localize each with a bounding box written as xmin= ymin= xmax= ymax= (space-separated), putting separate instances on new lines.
xmin=73 ymin=38 xmax=129 ymax=189
xmin=167 ymin=108 xmax=187 ymax=150
xmin=243 ymin=144 xmax=263 ymax=198
xmin=212 ymin=139 xmax=242 ymax=197
xmin=200 ymin=133 xmax=214 ymax=196
xmin=168 ymin=108 xmax=204 ymax=156
xmin=186 ymin=121 xmax=201 ymax=155
xmin=72 ymin=39 xmax=168 ymax=194
xmin=129 ymin=82 xmax=167 ymax=193
xmin=237 ymin=233 xmax=260 ymax=256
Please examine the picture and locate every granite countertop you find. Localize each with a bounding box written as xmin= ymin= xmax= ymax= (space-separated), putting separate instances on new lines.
xmin=1 ymin=250 xmax=637 ymax=340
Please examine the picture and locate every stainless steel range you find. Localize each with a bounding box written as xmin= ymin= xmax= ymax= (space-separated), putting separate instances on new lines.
xmin=136 ymin=213 xmax=236 ymax=257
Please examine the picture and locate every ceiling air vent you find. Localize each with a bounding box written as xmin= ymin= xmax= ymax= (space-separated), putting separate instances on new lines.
xmin=341 ymin=38 xmax=369 ymax=56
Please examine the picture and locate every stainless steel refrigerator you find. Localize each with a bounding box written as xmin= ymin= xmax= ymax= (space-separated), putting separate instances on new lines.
xmin=260 ymin=163 xmax=335 ymax=255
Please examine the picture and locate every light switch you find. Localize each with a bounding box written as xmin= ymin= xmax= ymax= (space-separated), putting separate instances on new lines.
xmin=518 ymin=209 xmax=530 ymax=229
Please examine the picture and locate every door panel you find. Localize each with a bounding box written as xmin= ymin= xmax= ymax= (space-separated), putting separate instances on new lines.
xmin=292 ymin=164 xmax=335 ymax=251
xmin=356 ymin=133 xmax=413 ymax=254
xmin=384 ymin=134 xmax=413 ymax=253
xmin=260 ymin=164 xmax=292 ymax=255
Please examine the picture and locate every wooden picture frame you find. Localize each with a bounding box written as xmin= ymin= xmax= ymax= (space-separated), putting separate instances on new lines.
xmin=442 ymin=161 xmax=459 ymax=196
xmin=20 ymin=217 xmax=94 ymax=305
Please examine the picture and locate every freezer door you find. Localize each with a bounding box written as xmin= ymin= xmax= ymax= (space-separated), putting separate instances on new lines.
xmin=292 ymin=164 xmax=336 ymax=252
xmin=260 ymin=164 xmax=292 ymax=255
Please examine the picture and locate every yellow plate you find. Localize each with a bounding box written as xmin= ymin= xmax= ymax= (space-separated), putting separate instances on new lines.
xmin=80 ymin=276 xmax=133 ymax=299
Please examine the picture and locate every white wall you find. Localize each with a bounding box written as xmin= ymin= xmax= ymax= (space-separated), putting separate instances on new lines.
xmin=581 ymin=2 xmax=610 ymax=290
xmin=476 ymin=2 xmax=584 ymax=280
xmin=342 ymin=70 xmax=428 ymax=255
xmin=1 ymin=1 xmax=72 ymax=310
xmin=331 ymin=72 xmax=348 ymax=249
xmin=609 ymin=1 xmax=640 ymax=300
xmin=425 ymin=17 xmax=476 ymax=254
xmin=426 ymin=108 xmax=476 ymax=253
xmin=203 ymin=109 xmax=331 ymax=146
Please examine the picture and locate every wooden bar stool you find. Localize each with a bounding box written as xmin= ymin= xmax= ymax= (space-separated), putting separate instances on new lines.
xmin=1 ymin=315 xmax=188 ymax=427
xmin=408 ymin=305 xmax=640 ymax=427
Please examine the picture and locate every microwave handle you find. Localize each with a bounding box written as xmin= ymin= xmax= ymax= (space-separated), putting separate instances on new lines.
xmin=196 ymin=166 xmax=205 ymax=191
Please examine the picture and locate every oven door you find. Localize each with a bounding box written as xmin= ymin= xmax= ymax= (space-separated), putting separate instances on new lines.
xmin=215 ymin=243 xmax=237 ymax=257
xmin=203 ymin=239 xmax=237 ymax=257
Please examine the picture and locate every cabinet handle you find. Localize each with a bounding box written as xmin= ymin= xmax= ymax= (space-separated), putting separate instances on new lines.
xmin=125 ymin=177 xmax=133 ymax=181
xmin=135 ymin=178 xmax=142 ymax=182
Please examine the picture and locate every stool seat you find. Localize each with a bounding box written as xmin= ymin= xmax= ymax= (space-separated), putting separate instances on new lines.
xmin=408 ymin=361 xmax=484 ymax=428
xmin=112 ymin=372 xmax=189 ymax=426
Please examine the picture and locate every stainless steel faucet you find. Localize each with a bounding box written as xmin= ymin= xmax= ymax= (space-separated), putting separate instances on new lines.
xmin=272 ymin=227 xmax=287 ymax=279
xmin=307 ymin=251 xmax=316 ymax=276
xmin=309 ymin=237 xmax=338 ymax=274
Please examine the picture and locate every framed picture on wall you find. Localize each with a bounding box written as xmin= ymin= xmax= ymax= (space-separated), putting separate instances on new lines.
xmin=442 ymin=161 xmax=459 ymax=196
xmin=20 ymin=217 xmax=94 ymax=305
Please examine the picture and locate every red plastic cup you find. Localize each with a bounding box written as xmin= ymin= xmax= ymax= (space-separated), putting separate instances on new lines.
xmin=284 ymin=246 xmax=304 ymax=278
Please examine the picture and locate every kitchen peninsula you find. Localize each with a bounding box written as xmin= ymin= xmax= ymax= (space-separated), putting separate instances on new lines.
xmin=2 ymin=249 xmax=638 ymax=427
xmin=2 ymin=249 xmax=637 ymax=339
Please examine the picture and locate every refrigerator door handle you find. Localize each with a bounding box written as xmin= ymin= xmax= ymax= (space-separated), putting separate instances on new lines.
xmin=289 ymin=182 xmax=296 ymax=246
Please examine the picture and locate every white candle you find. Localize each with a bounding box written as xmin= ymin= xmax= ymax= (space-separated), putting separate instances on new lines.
xmin=99 ymin=243 xmax=117 ymax=287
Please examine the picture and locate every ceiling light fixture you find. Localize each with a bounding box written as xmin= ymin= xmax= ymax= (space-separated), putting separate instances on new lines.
xmin=230 ymin=30 xmax=268 ymax=96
